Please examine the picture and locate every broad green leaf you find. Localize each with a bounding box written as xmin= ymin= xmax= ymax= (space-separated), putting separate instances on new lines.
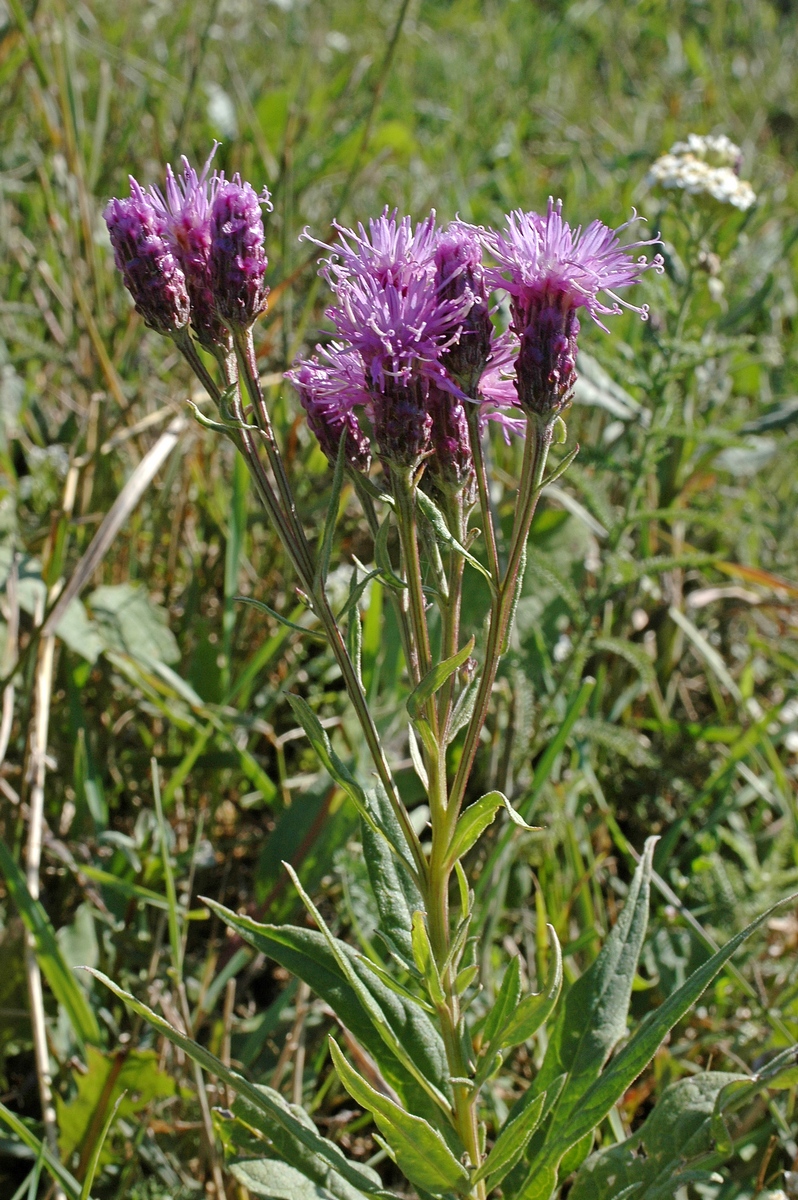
xmin=282 ymin=863 xmax=452 ymax=1116
xmin=88 ymin=583 xmax=179 ymax=664
xmin=361 ymin=786 xmax=423 ymax=966
xmin=0 ymin=840 xmax=101 ymax=1048
xmin=0 ymin=1102 xmax=82 ymax=1200
xmin=499 ymin=926 xmax=562 ymax=1049
xmin=517 ymin=1163 xmax=557 ymax=1200
xmin=448 ymin=790 xmax=538 ymax=867
xmin=407 ymin=637 xmax=475 ymax=722
xmin=203 ymin=900 xmax=451 ymax=1127
xmin=57 ymin=1045 xmax=174 ymax=1166
xmin=531 ymin=837 xmax=656 ymax=1139
xmin=329 ymin=1040 xmax=468 ymax=1195
xmin=85 ymin=970 xmax=384 ymax=1198
xmin=552 ymin=895 xmax=795 ymax=1158
xmin=230 ymin=1158 xmax=340 ymax=1200
xmin=472 ymin=1091 xmax=546 ymax=1187
xmin=569 ymin=1072 xmax=745 ymax=1200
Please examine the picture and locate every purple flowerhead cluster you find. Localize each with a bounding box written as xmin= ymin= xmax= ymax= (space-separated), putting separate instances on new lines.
xmin=485 ymin=199 xmax=664 ymax=419
xmin=104 ymin=148 xmax=272 ymax=352
xmin=288 ymin=201 xmax=661 ymax=486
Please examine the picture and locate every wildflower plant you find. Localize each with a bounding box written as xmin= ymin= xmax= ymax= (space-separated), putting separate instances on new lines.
xmin=94 ymin=153 xmax=794 ymax=1200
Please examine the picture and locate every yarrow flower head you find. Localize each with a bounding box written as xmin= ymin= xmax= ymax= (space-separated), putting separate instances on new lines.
xmin=104 ymin=180 xmax=190 ymax=336
xmin=209 ymin=176 xmax=272 ymax=331
xmin=147 ymin=146 xmax=228 ymax=352
xmin=285 ymin=344 xmax=372 ymax=475
xmin=485 ymin=199 xmax=663 ymax=418
xmin=647 ymin=134 xmax=756 ymax=211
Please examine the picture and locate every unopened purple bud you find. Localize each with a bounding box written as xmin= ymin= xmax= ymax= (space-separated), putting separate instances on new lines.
xmin=209 ymin=177 xmax=271 ymax=330
xmin=372 ymin=374 xmax=432 ymax=473
xmin=435 ymin=226 xmax=492 ymax=395
xmin=514 ymin=290 xmax=579 ymax=418
xmin=104 ymin=182 xmax=190 ymax=336
xmin=425 ymin=383 xmax=475 ymax=498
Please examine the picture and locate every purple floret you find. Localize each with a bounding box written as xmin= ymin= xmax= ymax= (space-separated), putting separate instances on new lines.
xmin=209 ymin=177 xmax=272 ymax=331
xmin=285 ymin=344 xmax=372 ymax=474
xmin=435 ymin=222 xmax=493 ymax=395
xmin=104 ymin=180 xmax=190 ymax=336
xmin=148 ymin=147 xmax=228 ymax=352
xmin=485 ymin=199 xmax=663 ymax=418
xmin=308 ymin=208 xmax=440 ymax=290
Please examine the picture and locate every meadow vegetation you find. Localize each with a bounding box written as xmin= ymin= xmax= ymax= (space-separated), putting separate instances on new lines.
xmin=1 ymin=0 xmax=798 ymax=1197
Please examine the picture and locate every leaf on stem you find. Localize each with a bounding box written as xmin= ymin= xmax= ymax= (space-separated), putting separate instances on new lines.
xmin=415 ymin=490 xmax=496 ymax=593
xmin=472 ymin=1091 xmax=547 ymax=1188
xmin=236 ymin=596 xmax=325 ymax=641
xmin=411 ymin=912 xmax=445 ymax=1007
xmin=329 ymin=1040 xmax=469 ymax=1196
xmin=315 ymin=433 xmax=348 ymax=592
xmin=498 ymin=926 xmax=562 ymax=1049
xmin=447 ymin=790 xmax=539 ymax=867
xmin=407 ymin=637 xmax=475 ymax=723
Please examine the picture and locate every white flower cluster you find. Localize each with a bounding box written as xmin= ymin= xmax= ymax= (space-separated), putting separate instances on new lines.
xmin=648 ymin=133 xmax=756 ymax=210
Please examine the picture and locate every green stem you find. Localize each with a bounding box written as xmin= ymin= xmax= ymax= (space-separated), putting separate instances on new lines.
xmin=465 ymin=404 xmax=501 ymax=585
xmin=447 ymin=418 xmax=554 ymax=826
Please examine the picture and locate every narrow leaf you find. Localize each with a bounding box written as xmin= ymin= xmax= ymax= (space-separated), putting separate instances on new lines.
xmin=375 ymin=512 xmax=407 ymax=591
xmin=0 ymin=840 xmax=101 ymax=1048
xmin=0 ymin=1102 xmax=82 ymax=1200
xmin=411 ymin=912 xmax=445 ymax=1006
xmin=448 ymin=791 xmax=537 ymax=866
xmin=329 ymin=1040 xmax=468 ymax=1194
xmin=80 ymin=1091 xmax=125 ymax=1200
xmin=473 ymin=1091 xmax=546 ymax=1187
xmin=316 ymin=433 xmax=347 ymax=590
xmin=236 ymin=596 xmax=325 ymax=641
xmin=482 ymin=957 xmax=521 ymax=1047
xmin=499 ymin=926 xmax=562 ymax=1049
xmin=407 ymin=637 xmax=475 ymax=722
xmin=416 ymin=490 xmax=496 ymax=592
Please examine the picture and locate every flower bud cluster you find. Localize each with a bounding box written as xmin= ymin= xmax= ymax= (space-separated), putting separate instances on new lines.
xmin=647 ymin=134 xmax=756 ymax=211
xmin=104 ymin=149 xmax=272 ymax=352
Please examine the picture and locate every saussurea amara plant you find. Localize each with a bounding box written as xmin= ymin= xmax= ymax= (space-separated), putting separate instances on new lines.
xmin=93 ymin=153 xmax=794 ymax=1200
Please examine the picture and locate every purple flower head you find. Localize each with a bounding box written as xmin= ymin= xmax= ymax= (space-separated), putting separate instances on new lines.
xmin=308 ymin=208 xmax=440 ymax=290
xmin=148 ymin=146 xmax=228 ymax=352
xmin=285 ymin=344 xmax=372 ymax=475
xmin=425 ymin=382 xmax=475 ymax=499
xmin=485 ymin=199 xmax=663 ymax=418
xmin=476 ymin=331 xmax=526 ymax=443
xmin=104 ymin=179 xmax=190 ymax=336
xmin=209 ymin=176 xmax=272 ymax=331
xmin=435 ymin=222 xmax=493 ymax=395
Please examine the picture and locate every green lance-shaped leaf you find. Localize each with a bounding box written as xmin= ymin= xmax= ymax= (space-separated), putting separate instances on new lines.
xmin=530 ymin=837 xmax=657 ymax=1142
xmin=0 ymin=840 xmax=101 ymax=1049
xmin=230 ymin=1158 xmax=344 ymax=1200
xmin=80 ymin=1091 xmax=126 ymax=1200
xmin=236 ymin=596 xmax=325 ymax=641
xmin=472 ymin=1091 xmax=547 ymax=1188
xmin=361 ymin=785 xmax=423 ymax=968
xmin=415 ymin=489 xmax=496 ymax=593
xmin=482 ymin=957 xmax=521 ymax=1048
xmin=315 ymin=432 xmax=348 ymax=592
xmin=286 ymin=693 xmax=416 ymax=882
xmin=374 ymin=510 xmax=408 ymax=592
xmin=83 ymin=969 xmax=385 ymax=1199
xmin=406 ymin=637 xmax=475 ymax=723
xmin=411 ymin=912 xmax=446 ymax=1007
xmin=281 ymin=864 xmax=453 ymax=1117
xmin=499 ymin=925 xmax=562 ymax=1049
xmin=447 ymin=790 xmax=539 ymax=867
xmin=203 ymin=899 xmax=451 ymax=1127
xmin=569 ymin=1071 xmax=746 ymax=1200
xmin=329 ymin=1040 xmax=469 ymax=1196
xmin=550 ymin=892 xmax=797 ymax=1160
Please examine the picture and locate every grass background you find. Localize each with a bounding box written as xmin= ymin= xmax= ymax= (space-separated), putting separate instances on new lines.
xmin=1 ymin=0 xmax=798 ymax=1195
